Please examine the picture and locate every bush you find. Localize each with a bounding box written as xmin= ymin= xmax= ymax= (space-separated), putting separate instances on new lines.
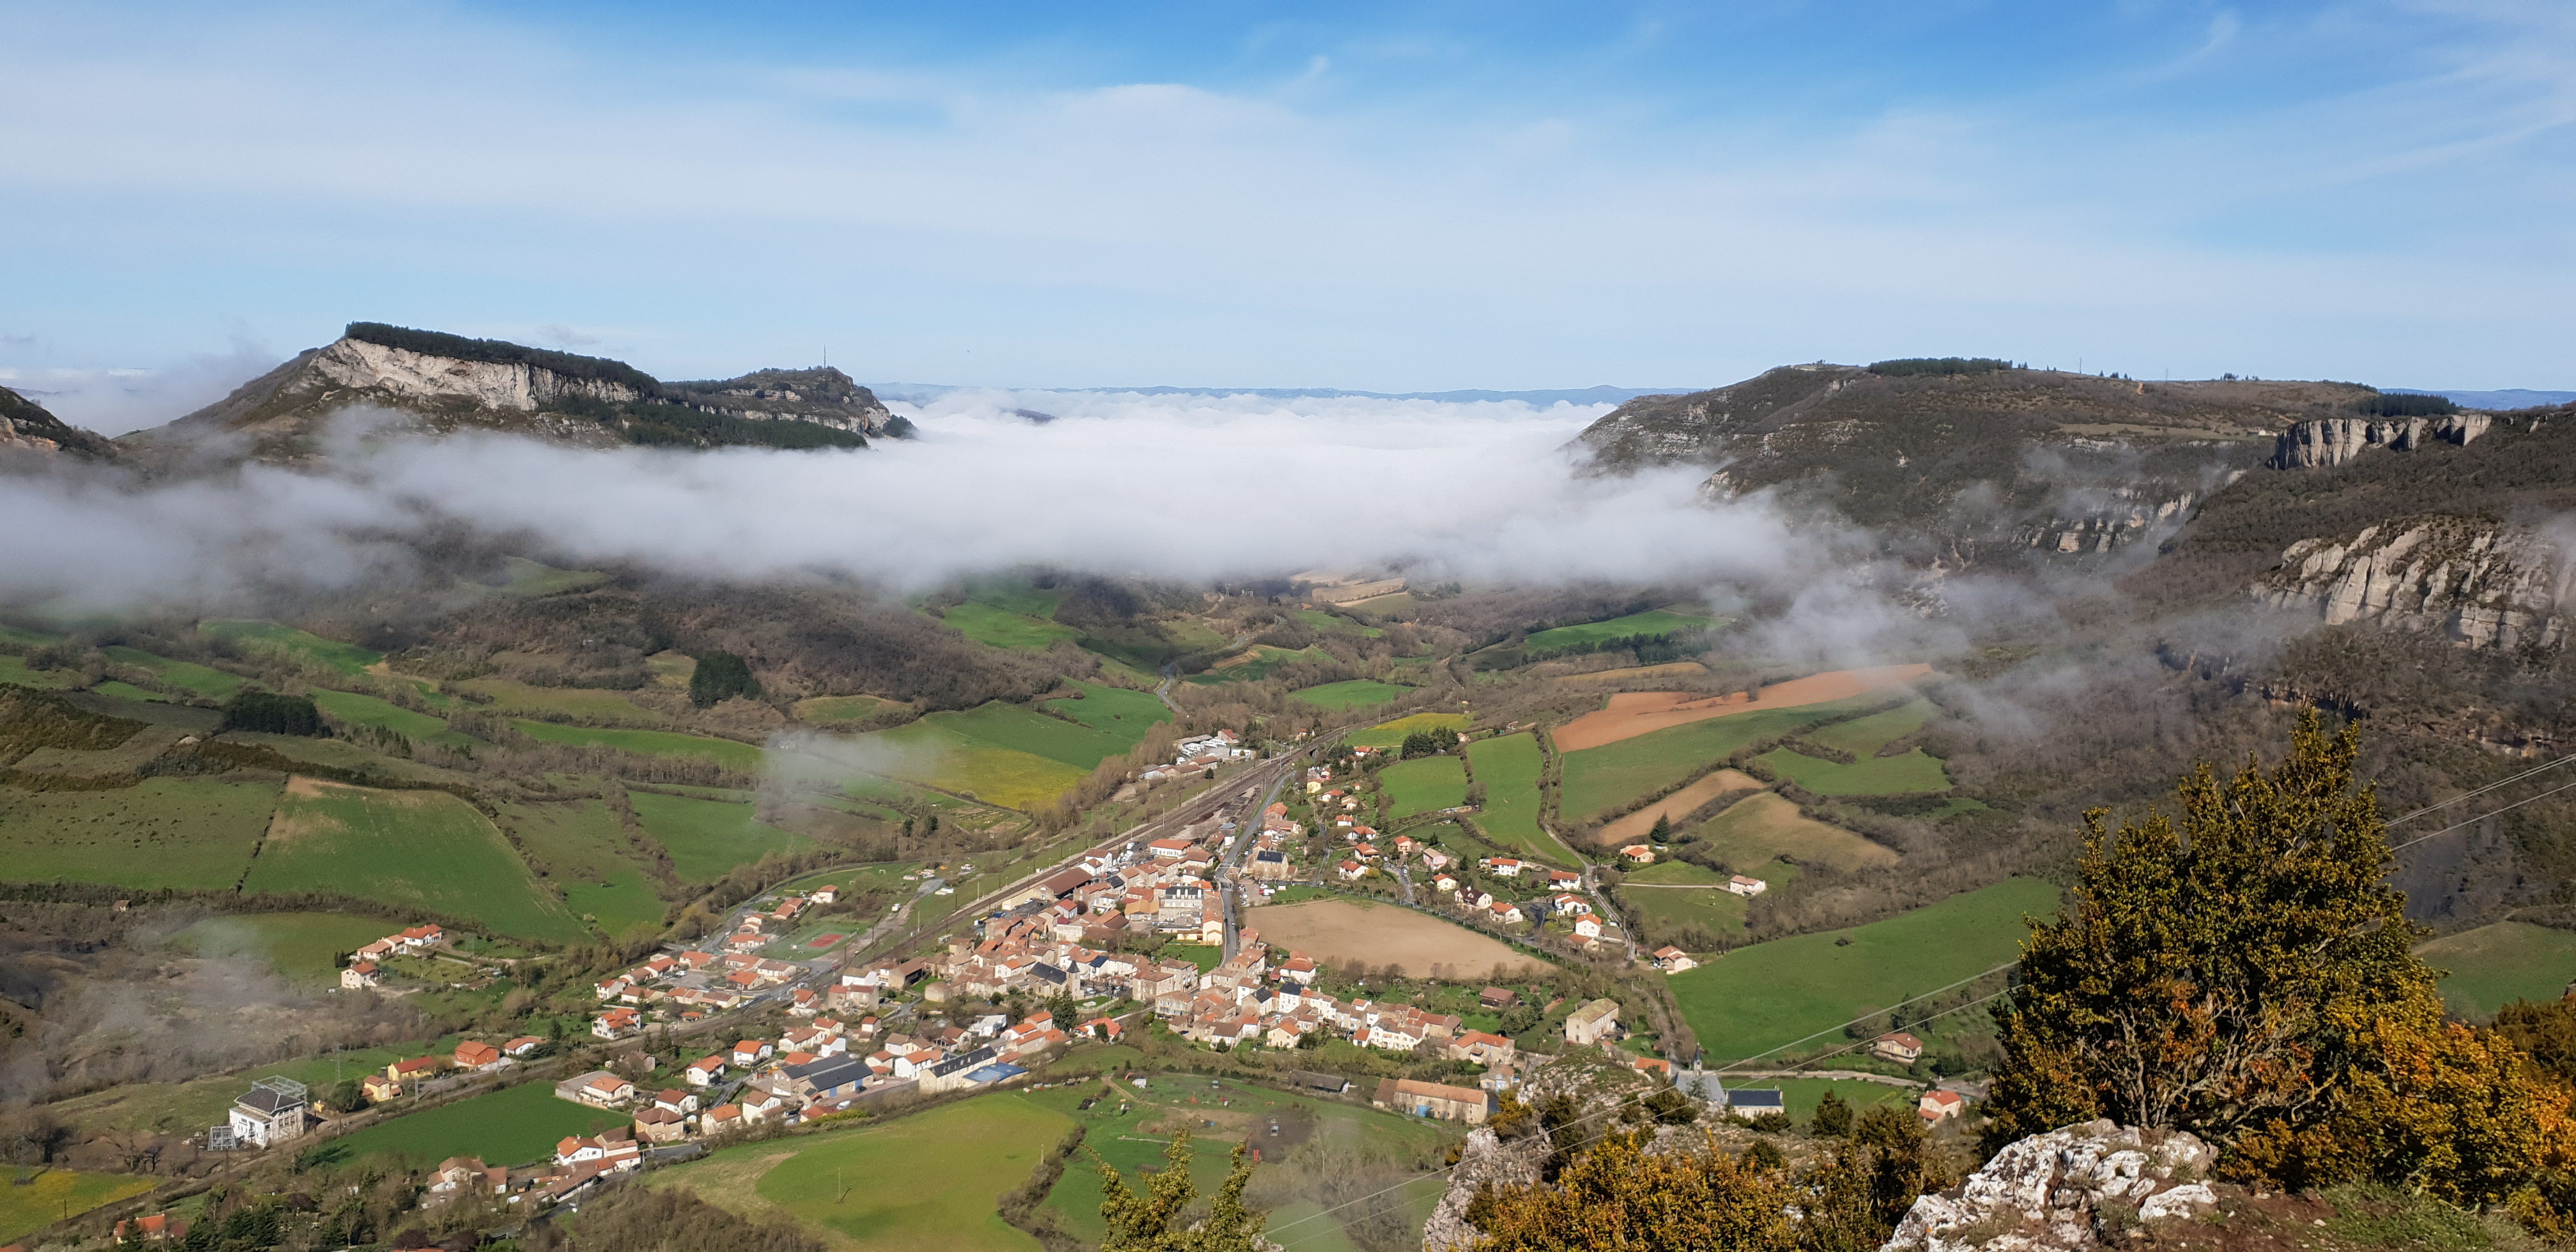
xmin=1866 ymin=357 xmax=2013 ymax=377
xmin=221 ymin=691 xmax=323 ymax=737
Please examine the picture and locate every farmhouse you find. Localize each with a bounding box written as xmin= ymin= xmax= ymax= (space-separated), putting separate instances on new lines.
xmin=1563 ymin=998 xmax=1621 ymax=1046
xmin=340 ymin=961 xmax=381 ymax=990
xmin=1372 ymin=1078 xmax=1491 ymax=1125
xmin=556 ymin=1071 xmax=636 ymax=1108
xmin=1618 ymin=845 xmax=1655 ymax=864
xmin=1728 ymin=874 xmax=1768 ymax=896
xmin=1873 ymin=1032 xmax=1925 ymax=1064
xmin=453 ymin=1041 xmax=502 ymax=1071
xmin=388 ymin=1057 xmax=441 ymax=1083
xmin=1446 ymin=1031 xmax=1517 ymax=1067
xmin=1653 ymin=946 xmax=1698 ymax=973
xmin=360 ymin=1074 xmax=404 ymax=1102
xmin=502 ymin=1035 xmax=545 ymax=1057
xmin=1920 ymin=1090 xmax=1966 ymax=1122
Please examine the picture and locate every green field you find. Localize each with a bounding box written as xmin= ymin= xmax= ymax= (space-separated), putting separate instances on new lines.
xmin=627 ymin=791 xmax=815 ymax=883
xmin=1464 ymin=733 xmax=1564 ymax=866
xmin=241 ymin=780 xmax=588 ymax=943
xmin=0 ymin=655 xmax=80 ymax=689
xmin=931 ymin=701 xmax=1136 ymax=770
xmin=1758 ymin=746 xmax=1951 ymax=796
xmin=1348 ymin=712 xmax=1470 ymax=750
xmin=0 ymin=623 xmax=68 ymax=646
xmin=0 ymin=1166 xmax=158 ymax=1242
xmin=326 ymin=1080 xmax=634 ymax=1168
xmin=507 ymin=799 xmax=670 ymax=938
xmin=1187 ymin=646 xmax=1323 ymax=685
xmin=511 ymin=720 xmax=765 ymax=771
xmin=1809 ymin=701 xmax=1932 ymax=754
xmin=201 ymin=620 xmax=383 ymax=675
xmin=2418 ymin=922 xmax=2576 ymax=1019
xmin=170 ymin=912 xmax=395 ymax=985
xmin=1293 ymin=609 xmax=1384 ymax=637
xmin=654 ymin=1092 xmax=1070 ymax=1252
xmin=866 ymin=717 xmax=1092 ymax=809
xmin=1558 ymin=698 xmax=1883 ymax=821
xmin=1524 ymin=608 xmax=1714 ymax=653
xmin=797 ymin=694 xmax=894 ymax=724
xmin=474 ymin=556 xmax=611 ymax=598
xmin=1623 ymin=859 xmax=1729 ymax=885
xmin=1292 ymin=679 xmax=1411 ymax=710
xmin=1616 ymin=861 xmax=1800 ymax=944
xmin=1377 ymin=755 xmax=1467 ymax=819
xmin=459 ymin=678 xmax=666 ymax=723
xmin=0 ymin=778 xmax=279 ymax=890
xmin=312 ymin=689 xmax=478 ymax=747
xmin=943 ymin=600 xmax=1081 ymax=650
xmin=102 ymin=646 xmax=251 ymax=699
xmin=1043 ymin=682 xmax=1170 ymax=741
xmin=1688 ymin=793 xmax=1900 ymax=872
xmin=1669 ymin=877 xmax=2063 ymax=1063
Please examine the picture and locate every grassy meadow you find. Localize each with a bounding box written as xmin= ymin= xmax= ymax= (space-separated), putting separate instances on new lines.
xmin=943 ymin=600 xmax=1081 ymax=650
xmin=461 ymin=678 xmax=666 ymax=722
xmin=627 ymin=791 xmax=815 ymax=883
xmin=0 ymin=1166 xmax=158 ymax=1243
xmin=1347 ymin=712 xmax=1470 ymax=750
xmin=1758 ymin=747 xmax=1950 ymax=796
xmin=326 ymin=1080 xmax=634 ymax=1169
xmin=0 ymin=777 xmax=279 ymax=890
xmin=200 ymin=620 xmax=382 ymax=675
xmin=1687 ymin=793 xmax=1899 ymax=872
xmin=242 ymin=779 xmax=589 ymax=943
xmin=1292 ymin=679 xmax=1412 ymax=710
xmin=1669 ymin=876 xmax=2062 ymax=1063
xmin=1523 ymin=608 xmax=1713 ymax=653
xmin=510 ymin=720 xmax=765 ymax=771
xmin=1463 ymin=733 xmax=1562 ymax=866
xmin=505 ymin=798 xmax=671 ymax=937
xmin=1041 ymin=682 xmax=1170 ymax=739
xmin=311 ymin=689 xmax=479 ymax=747
xmin=1378 ymin=755 xmax=1468 ymax=819
xmin=2418 ymin=922 xmax=2576 ymax=1019
xmin=795 ymin=694 xmax=894 ymax=724
xmin=102 ymin=645 xmax=251 ymax=699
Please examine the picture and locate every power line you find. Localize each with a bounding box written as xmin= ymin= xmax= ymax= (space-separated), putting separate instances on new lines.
xmin=2389 ymin=777 xmax=2576 ymax=853
xmin=2384 ymin=752 xmax=2576 ymax=828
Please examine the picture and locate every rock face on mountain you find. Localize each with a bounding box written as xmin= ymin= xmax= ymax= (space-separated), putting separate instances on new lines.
xmin=2270 ymin=413 xmax=2493 ymax=470
xmin=1882 ymin=1120 xmax=2217 ymax=1252
xmin=1420 ymin=1127 xmax=1547 ymax=1252
xmin=0 ymin=385 xmax=118 ymax=460
xmin=1575 ymin=365 xmax=2364 ymax=567
xmin=135 ymin=322 xmax=886 ymax=462
xmin=2257 ymin=517 xmax=2569 ymax=649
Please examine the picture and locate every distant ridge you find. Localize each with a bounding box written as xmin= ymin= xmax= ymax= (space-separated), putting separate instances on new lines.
xmin=2388 ymin=388 xmax=2576 ymax=411
xmin=870 ymin=383 xmax=1687 ymax=408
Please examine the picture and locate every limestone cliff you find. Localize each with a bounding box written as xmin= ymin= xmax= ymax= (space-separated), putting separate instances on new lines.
xmin=1573 ymin=365 xmax=2343 ymax=567
xmin=2257 ymin=516 xmax=2571 ymax=649
xmin=1883 ymin=1120 xmax=2217 ymax=1252
xmin=133 ymin=322 xmax=880 ymax=463
xmin=2269 ymin=413 xmax=2493 ymax=470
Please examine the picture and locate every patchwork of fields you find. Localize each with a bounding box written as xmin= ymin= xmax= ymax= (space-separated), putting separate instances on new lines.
xmin=243 ymin=777 xmax=590 ymax=943
xmin=1688 ymin=793 xmax=1898 ymax=871
xmin=1292 ymin=678 xmax=1413 ymax=710
xmin=506 ymin=798 xmax=672 ymax=936
xmin=1463 ymin=733 xmax=1563 ymax=866
xmin=628 ymin=791 xmax=815 ymax=883
xmin=1558 ymin=698 xmax=1888 ymax=821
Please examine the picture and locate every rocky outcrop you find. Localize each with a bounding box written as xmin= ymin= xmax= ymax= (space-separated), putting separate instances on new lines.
xmin=1420 ymin=1127 xmax=1548 ymax=1252
xmin=2270 ymin=413 xmax=2492 ymax=470
xmin=664 ymin=367 xmax=893 ymax=435
xmin=1882 ymin=1120 xmax=2216 ymax=1252
xmin=0 ymin=385 xmax=118 ymax=461
xmin=2257 ymin=517 xmax=2572 ymax=650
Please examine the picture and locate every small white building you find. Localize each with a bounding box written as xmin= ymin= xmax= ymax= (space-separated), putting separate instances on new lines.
xmin=228 ymin=1077 xmax=310 ymax=1149
xmin=1727 ymin=875 xmax=1768 ymax=896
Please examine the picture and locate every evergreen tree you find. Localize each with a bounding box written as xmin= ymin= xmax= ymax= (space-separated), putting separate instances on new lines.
xmin=220 ymin=691 xmax=322 ymax=736
xmin=1094 ymin=1132 xmax=1265 ymax=1252
xmin=1809 ymin=1089 xmax=1853 ymax=1138
xmin=688 ymin=650 xmax=760 ymax=706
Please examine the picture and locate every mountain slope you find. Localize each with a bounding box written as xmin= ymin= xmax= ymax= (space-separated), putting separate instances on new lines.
xmin=132 ymin=322 xmax=891 ymax=462
xmin=0 ymin=385 xmax=119 ymax=461
xmin=1575 ymin=363 xmax=2379 ymax=567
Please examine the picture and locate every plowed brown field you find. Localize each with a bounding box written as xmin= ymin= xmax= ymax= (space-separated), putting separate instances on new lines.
xmin=1551 ymin=664 xmax=1935 ymax=751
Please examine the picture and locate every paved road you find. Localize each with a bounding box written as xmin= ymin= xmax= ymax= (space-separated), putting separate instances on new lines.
xmin=1221 ymin=770 xmax=1292 ymax=959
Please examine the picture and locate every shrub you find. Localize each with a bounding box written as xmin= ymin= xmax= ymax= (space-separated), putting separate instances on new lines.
xmin=221 ymin=691 xmax=322 ymax=737
xmin=687 ymin=650 xmax=760 ymax=707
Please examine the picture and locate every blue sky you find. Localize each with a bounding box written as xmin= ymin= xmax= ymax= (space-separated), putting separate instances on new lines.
xmin=1 ymin=0 xmax=2569 ymax=424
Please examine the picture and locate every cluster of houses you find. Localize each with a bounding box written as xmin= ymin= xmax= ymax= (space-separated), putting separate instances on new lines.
xmin=707 ymin=884 xmax=839 ymax=958
xmin=364 ymin=1035 xmax=547 ymax=1103
xmin=337 ymin=922 xmax=447 ymax=990
xmin=1137 ymin=729 xmax=1255 ymax=784
xmin=589 ymin=945 xmax=808 ymax=1035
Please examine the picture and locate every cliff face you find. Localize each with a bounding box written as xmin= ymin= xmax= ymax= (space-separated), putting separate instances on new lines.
xmin=1574 ymin=366 xmax=2342 ymax=568
xmin=134 ymin=324 xmax=882 ymax=463
xmin=2269 ymin=413 xmax=2494 ymax=470
xmin=2257 ymin=517 xmax=2570 ymax=649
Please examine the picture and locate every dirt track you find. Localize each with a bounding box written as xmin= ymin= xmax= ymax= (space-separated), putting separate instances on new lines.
xmin=1551 ymin=664 xmax=1935 ymax=751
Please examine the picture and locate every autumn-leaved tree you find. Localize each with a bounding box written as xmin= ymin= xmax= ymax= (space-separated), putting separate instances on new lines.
xmin=1984 ymin=712 xmax=2576 ymax=1215
xmin=1473 ymin=1129 xmax=1796 ymax=1252
xmin=1094 ymin=1131 xmax=1265 ymax=1252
